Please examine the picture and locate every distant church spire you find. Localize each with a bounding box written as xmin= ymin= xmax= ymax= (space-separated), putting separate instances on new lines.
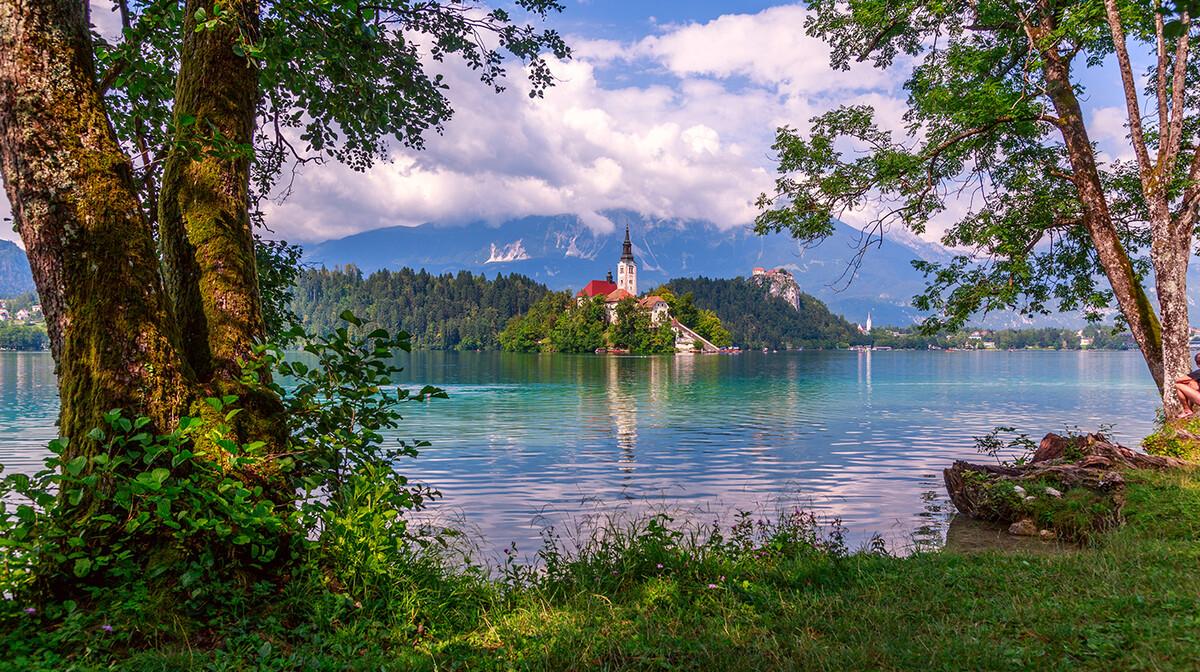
xmin=620 ymin=225 xmax=635 ymax=263
xmin=606 ymin=268 xmax=613 ymax=283
xmin=616 ymin=225 xmax=638 ymax=296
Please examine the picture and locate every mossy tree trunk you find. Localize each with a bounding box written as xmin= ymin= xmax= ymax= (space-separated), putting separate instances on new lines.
xmin=159 ymin=0 xmax=262 ymax=386
xmin=0 ymin=0 xmax=199 ymax=445
xmin=0 ymin=0 xmax=291 ymax=589
xmin=157 ymin=0 xmax=286 ymax=451
xmin=1033 ymin=19 xmax=1168 ymax=399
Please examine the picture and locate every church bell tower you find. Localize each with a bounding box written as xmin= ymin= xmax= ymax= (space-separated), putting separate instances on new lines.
xmin=616 ymin=226 xmax=637 ymax=296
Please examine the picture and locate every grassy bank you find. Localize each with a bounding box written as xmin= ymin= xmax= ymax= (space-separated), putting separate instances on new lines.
xmin=3 ymin=468 xmax=1199 ymax=671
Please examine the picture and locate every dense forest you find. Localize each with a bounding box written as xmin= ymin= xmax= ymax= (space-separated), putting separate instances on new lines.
xmin=666 ymin=276 xmax=866 ymax=350
xmin=290 ymin=266 xmax=1136 ymax=353
xmin=291 ymin=265 xmax=551 ymax=349
xmin=0 ymin=292 xmax=47 ymax=350
xmin=0 ymin=324 xmax=47 ymax=350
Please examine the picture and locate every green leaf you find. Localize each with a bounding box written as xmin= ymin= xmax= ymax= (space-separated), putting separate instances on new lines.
xmin=339 ymin=310 xmax=364 ymax=327
xmin=65 ymin=456 xmax=87 ymax=477
xmin=73 ymin=557 xmax=93 ymax=577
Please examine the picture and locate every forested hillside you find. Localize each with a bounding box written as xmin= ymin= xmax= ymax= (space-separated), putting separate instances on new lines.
xmin=665 ymin=276 xmax=866 ymax=350
xmin=291 ymin=265 xmax=551 ymax=350
xmin=0 ymin=240 xmax=35 ymax=297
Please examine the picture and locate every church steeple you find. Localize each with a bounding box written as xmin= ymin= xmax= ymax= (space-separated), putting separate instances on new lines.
xmin=616 ymin=225 xmax=638 ymax=296
xmin=620 ymin=225 xmax=635 ymax=263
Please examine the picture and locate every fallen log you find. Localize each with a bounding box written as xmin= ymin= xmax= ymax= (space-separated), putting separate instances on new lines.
xmin=944 ymin=432 xmax=1195 ymax=537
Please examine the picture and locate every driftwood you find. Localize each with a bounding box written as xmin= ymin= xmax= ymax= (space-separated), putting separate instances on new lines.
xmin=944 ymin=433 xmax=1195 ymax=524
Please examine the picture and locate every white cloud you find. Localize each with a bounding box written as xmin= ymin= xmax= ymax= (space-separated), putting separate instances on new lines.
xmin=1 ymin=2 xmax=920 ymax=251
xmin=0 ymin=200 xmax=16 ymax=247
xmin=261 ymin=50 xmax=794 ymax=241
xmin=635 ymin=5 xmax=894 ymax=96
xmin=578 ymin=210 xmax=616 ymax=234
xmin=1090 ymin=106 xmax=1137 ymax=163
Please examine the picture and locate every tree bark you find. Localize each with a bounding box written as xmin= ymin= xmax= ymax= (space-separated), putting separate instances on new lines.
xmin=1149 ymin=201 xmax=1192 ymax=417
xmin=0 ymin=0 xmax=197 ymax=445
xmin=157 ymin=0 xmax=286 ymax=449
xmin=1035 ymin=32 xmax=1166 ymax=395
xmin=159 ymin=0 xmax=264 ymax=386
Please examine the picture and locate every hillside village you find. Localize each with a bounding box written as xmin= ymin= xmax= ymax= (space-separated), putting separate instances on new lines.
xmin=0 ymin=299 xmax=41 ymax=323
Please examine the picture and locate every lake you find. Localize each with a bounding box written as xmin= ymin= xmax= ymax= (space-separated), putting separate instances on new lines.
xmin=0 ymin=349 xmax=1162 ymax=556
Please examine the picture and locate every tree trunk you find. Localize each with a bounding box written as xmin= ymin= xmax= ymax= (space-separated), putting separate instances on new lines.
xmin=158 ymin=0 xmax=286 ymax=449
xmin=1149 ymin=202 xmax=1192 ymax=417
xmin=0 ymin=0 xmax=197 ymax=445
xmin=944 ymin=432 xmax=1193 ymax=540
xmin=1039 ymin=43 xmax=1166 ymax=395
xmin=159 ymin=0 xmax=264 ymax=385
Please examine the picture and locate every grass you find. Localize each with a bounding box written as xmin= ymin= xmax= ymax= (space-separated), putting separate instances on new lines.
xmin=5 ymin=470 xmax=1200 ymax=671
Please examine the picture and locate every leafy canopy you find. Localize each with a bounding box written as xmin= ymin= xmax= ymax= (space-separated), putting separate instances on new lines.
xmin=755 ymin=0 xmax=1196 ymax=332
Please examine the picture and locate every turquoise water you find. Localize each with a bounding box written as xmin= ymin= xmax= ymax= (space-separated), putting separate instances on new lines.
xmin=0 ymin=349 xmax=1161 ymax=553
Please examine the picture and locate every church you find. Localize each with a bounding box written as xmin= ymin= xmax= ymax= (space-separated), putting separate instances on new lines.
xmin=572 ymin=226 xmax=717 ymax=351
xmin=575 ymin=226 xmax=633 ymax=319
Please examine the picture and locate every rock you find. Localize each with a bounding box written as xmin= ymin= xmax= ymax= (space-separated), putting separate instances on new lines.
xmin=1009 ymin=519 xmax=1038 ymax=536
xmin=1025 ymin=496 xmax=1037 ymax=501
xmin=1013 ymin=485 xmax=1027 ymax=497
xmin=1039 ymin=529 xmax=1057 ymax=541
xmin=1033 ymin=433 xmax=1088 ymax=463
xmin=1100 ymin=471 xmax=1124 ymax=488
xmin=1045 ymin=487 xmax=1063 ymax=498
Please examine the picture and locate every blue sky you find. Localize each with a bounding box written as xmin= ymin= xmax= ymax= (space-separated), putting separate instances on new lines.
xmin=0 ymin=2 xmax=1148 ymax=248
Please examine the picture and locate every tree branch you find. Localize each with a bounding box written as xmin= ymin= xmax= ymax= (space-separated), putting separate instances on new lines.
xmin=1164 ymin=10 xmax=1191 ymax=177
xmin=1103 ymin=0 xmax=1154 ymax=180
xmin=856 ymin=16 xmax=903 ymax=62
xmin=1156 ymin=1 xmax=1170 ymax=139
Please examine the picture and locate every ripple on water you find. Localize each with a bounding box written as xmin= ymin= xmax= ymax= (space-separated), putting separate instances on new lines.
xmin=0 ymin=350 xmax=1161 ymax=557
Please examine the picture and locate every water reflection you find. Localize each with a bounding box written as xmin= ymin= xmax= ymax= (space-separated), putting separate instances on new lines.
xmin=0 ymin=350 xmax=1162 ymax=558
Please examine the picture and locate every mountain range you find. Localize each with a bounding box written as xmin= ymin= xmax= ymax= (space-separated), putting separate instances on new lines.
xmin=1 ymin=211 xmax=1185 ymax=329
xmin=305 ymin=210 xmax=971 ymax=328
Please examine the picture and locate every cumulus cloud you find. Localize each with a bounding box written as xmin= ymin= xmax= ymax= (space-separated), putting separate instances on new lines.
xmin=0 ymin=2 xmax=915 ymax=250
xmin=260 ymin=3 xmax=919 ymax=244
xmin=1090 ymin=106 xmax=1137 ymax=163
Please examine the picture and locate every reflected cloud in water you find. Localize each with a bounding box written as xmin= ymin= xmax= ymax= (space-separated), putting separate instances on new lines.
xmin=0 ymin=350 xmax=1161 ymax=557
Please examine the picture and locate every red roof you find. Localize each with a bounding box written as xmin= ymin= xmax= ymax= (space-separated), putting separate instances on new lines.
xmin=639 ymin=295 xmax=667 ymax=308
xmin=604 ymin=288 xmax=636 ymax=303
xmin=577 ymin=279 xmax=617 ymax=298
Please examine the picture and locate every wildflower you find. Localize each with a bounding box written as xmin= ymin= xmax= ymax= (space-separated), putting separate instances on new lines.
xmin=23 ymin=608 xmax=35 ymax=615
xmin=101 ymin=625 xmax=113 ymax=632
xmin=656 ymin=564 xmax=663 ymax=569
xmin=708 ymin=583 xmax=717 ymax=588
